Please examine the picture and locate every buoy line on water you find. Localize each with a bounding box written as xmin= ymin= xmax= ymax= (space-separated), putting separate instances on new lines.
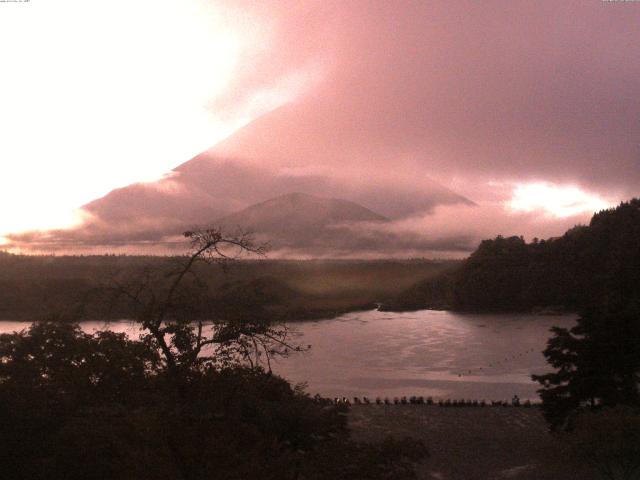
xmin=455 ymin=347 xmax=540 ymax=378
xmin=318 ymin=395 xmax=539 ymax=408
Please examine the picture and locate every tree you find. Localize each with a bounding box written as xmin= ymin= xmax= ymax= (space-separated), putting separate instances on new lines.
xmin=106 ymin=228 xmax=302 ymax=376
xmin=452 ymin=235 xmax=531 ymax=311
xmin=533 ymin=302 xmax=640 ymax=430
xmin=0 ymin=320 xmax=159 ymax=480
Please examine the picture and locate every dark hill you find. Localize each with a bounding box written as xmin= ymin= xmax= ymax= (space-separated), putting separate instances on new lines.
xmin=217 ymin=192 xmax=388 ymax=251
xmin=385 ymin=198 xmax=640 ymax=313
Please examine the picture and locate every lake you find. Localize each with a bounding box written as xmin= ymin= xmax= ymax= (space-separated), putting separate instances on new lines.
xmin=0 ymin=310 xmax=575 ymax=401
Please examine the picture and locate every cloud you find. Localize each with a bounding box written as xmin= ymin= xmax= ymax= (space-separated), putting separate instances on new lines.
xmin=6 ymin=193 xmax=596 ymax=258
xmin=316 ymin=200 xmax=595 ymax=258
xmin=4 ymin=1 xmax=638 ymax=255
xmin=211 ymin=0 xmax=640 ymax=201
xmin=5 ymin=157 xmax=472 ymax=254
xmin=507 ymin=182 xmax=612 ymax=218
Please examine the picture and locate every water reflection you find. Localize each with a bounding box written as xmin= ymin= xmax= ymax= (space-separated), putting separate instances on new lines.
xmin=0 ymin=310 xmax=576 ymax=401
xmin=273 ymin=310 xmax=576 ymax=401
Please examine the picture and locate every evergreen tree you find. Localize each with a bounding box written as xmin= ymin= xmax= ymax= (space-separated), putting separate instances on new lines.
xmin=533 ymin=301 xmax=640 ymax=430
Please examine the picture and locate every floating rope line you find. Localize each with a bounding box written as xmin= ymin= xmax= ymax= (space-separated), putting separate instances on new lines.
xmin=455 ymin=347 xmax=539 ymax=378
xmin=321 ymin=395 xmax=539 ymax=407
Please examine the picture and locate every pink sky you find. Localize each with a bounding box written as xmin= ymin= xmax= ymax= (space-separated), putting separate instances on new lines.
xmin=2 ymin=0 xmax=639 ymax=255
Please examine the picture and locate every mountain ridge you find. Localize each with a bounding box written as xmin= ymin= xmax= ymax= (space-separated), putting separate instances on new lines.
xmin=216 ymin=192 xmax=389 ymax=251
xmin=8 ymin=103 xmax=475 ymax=255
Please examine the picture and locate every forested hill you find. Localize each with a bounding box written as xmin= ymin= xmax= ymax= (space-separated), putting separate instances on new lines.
xmin=0 ymin=255 xmax=455 ymax=322
xmin=385 ymin=198 xmax=640 ymax=313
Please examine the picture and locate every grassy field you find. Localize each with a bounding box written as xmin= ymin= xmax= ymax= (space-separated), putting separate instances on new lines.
xmin=348 ymin=405 xmax=599 ymax=480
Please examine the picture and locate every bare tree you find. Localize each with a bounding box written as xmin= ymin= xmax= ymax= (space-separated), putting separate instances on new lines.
xmin=107 ymin=228 xmax=304 ymax=376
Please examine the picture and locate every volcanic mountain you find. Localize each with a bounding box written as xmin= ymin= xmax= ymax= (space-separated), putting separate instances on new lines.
xmin=216 ymin=192 xmax=388 ymax=251
xmin=7 ymin=103 xmax=474 ymax=254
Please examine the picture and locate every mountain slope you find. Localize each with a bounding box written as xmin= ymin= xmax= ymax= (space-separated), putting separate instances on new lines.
xmin=217 ymin=192 xmax=388 ymax=250
xmin=8 ymin=102 xmax=474 ymax=254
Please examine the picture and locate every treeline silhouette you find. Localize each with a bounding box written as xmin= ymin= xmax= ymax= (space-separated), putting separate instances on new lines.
xmin=385 ymin=198 xmax=640 ymax=313
xmin=0 ymin=255 xmax=455 ymax=322
xmin=0 ymin=322 xmax=427 ymax=480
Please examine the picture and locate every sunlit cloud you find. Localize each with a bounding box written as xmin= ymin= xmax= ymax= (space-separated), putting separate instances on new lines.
xmin=0 ymin=0 xmax=320 ymax=239
xmin=507 ymin=183 xmax=611 ymax=218
xmin=0 ymin=1 xmax=238 ymax=236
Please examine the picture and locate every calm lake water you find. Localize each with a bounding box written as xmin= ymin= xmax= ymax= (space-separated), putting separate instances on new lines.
xmin=0 ymin=310 xmax=575 ymax=401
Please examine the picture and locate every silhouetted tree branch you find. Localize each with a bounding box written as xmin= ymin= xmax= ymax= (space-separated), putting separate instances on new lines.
xmin=106 ymin=227 xmax=302 ymax=377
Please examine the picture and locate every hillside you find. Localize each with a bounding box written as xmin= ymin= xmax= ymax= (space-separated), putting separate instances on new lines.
xmin=385 ymin=198 xmax=640 ymax=313
xmin=217 ymin=192 xmax=388 ymax=251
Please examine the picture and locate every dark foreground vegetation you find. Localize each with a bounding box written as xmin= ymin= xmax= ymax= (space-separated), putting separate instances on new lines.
xmin=385 ymin=199 xmax=640 ymax=313
xmin=350 ymin=404 xmax=599 ymax=480
xmin=0 ymin=322 xmax=426 ymax=480
xmin=0 ymin=230 xmax=427 ymax=479
xmin=528 ymin=201 xmax=640 ymax=480
xmin=0 ymin=251 xmax=455 ymax=322
xmin=533 ymin=298 xmax=640 ymax=478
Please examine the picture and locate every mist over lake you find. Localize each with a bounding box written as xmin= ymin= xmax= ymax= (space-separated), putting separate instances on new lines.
xmin=0 ymin=310 xmax=575 ymax=401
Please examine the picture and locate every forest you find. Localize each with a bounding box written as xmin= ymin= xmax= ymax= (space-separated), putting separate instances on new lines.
xmin=0 ymin=253 xmax=456 ymax=322
xmin=385 ymin=199 xmax=640 ymax=313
